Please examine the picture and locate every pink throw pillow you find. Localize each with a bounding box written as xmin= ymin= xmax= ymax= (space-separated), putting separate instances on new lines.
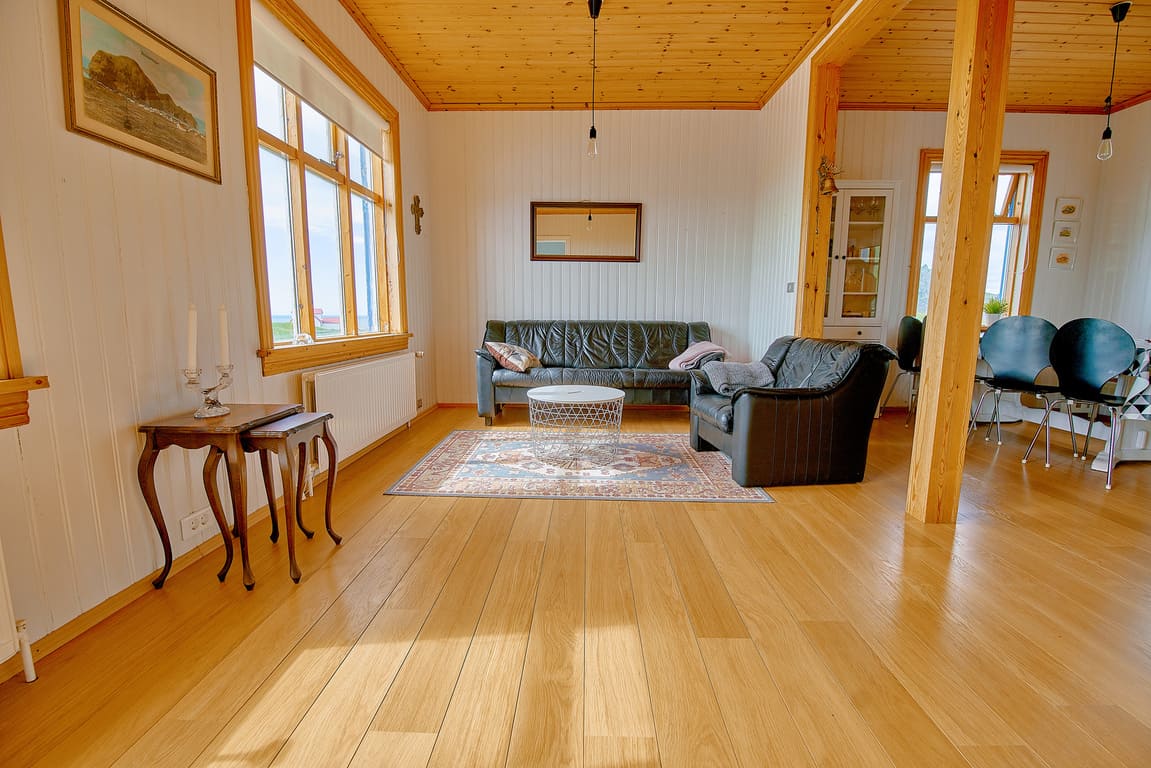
xmin=485 ymin=341 xmax=541 ymax=373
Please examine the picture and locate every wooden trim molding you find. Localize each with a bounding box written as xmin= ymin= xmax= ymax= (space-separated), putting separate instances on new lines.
xmin=258 ymin=333 xmax=412 ymax=376
xmin=0 ymin=218 xmax=50 ymax=429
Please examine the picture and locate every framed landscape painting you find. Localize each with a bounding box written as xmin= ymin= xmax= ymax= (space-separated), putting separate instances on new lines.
xmin=59 ymin=0 xmax=221 ymax=182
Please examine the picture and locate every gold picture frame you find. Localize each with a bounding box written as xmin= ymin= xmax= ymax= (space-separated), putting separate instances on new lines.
xmin=59 ymin=0 xmax=221 ymax=182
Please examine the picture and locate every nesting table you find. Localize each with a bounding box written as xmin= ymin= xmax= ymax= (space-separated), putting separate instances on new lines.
xmin=137 ymin=403 xmax=340 ymax=590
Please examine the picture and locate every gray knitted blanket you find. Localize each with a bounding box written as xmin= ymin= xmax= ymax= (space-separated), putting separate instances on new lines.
xmin=701 ymin=360 xmax=775 ymax=395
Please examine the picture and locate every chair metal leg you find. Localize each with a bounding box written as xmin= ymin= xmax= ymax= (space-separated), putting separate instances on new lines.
xmin=905 ymin=373 xmax=920 ymax=427
xmin=1081 ymin=403 xmax=1100 ymax=461
xmin=1065 ymin=400 xmax=1079 ymax=458
xmin=986 ymin=389 xmax=1004 ymax=445
xmin=983 ymin=388 xmax=1000 ymax=441
xmin=1104 ymin=406 xmax=1120 ymax=490
xmin=880 ymin=371 xmax=908 ymax=416
xmin=969 ymin=387 xmax=991 ymax=439
xmin=1022 ymin=396 xmax=1055 ymax=466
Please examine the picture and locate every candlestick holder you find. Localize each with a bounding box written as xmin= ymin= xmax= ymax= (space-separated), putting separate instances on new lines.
xmin=182 ymin=364 xmax=234 ymax=418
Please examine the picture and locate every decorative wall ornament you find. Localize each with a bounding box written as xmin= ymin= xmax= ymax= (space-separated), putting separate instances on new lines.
xmin=410 ymin=195 xmax=425 ymax=234
xmin=59 ymin=0 xmax=221 ymax=182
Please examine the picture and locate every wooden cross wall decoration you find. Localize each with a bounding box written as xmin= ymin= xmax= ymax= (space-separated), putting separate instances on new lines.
xmin=410 ymin=195 xmax=424 ymax=235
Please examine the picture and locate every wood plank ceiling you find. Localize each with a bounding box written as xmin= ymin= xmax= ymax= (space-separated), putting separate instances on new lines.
xmin=338 ymin=0 xmax=1151 ymax=113
xmin=841 ymin=0 xmax=1151 ymax=112
xmin=338 ymin=0 xmax=853 ymax=110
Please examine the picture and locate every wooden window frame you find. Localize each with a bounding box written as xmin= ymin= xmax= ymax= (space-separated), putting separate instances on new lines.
xmin=256 ymin=76 xmax=390 ymax=343
xmin=237 ymin=0 xmax=408 ymax=376
xmin=0 ymin=219 xmax=49 ymax=429
xmin=907 ymin=149 xmax=1048 ymax=317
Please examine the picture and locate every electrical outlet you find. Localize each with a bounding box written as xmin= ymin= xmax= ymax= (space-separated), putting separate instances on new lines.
xmin=181 ymin=509 xmax=214 ymax=540
xmin=417 ymin=398 xmax=424 ymax=408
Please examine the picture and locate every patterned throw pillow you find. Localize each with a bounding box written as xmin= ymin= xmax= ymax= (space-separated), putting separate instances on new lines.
xmin=485 ymin=341 xmax=541 ymax=373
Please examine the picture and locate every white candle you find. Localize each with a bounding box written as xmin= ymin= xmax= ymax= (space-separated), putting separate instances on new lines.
xmin=186 ymin=304 xmax=197 ymax=370
xmin=218 ymin=305 xmax=230 ymax=367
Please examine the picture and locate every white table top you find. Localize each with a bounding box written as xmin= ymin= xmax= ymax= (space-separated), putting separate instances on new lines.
xmin=526 ymin=385 xmax=625 ymax=404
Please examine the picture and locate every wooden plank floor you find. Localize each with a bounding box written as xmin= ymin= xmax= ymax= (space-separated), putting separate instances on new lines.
xmin=1 ymin=406 xmax=1150 ymax=767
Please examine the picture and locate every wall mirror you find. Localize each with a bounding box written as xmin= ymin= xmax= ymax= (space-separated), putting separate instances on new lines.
xmin=531 ymin=202 xmax=642 ymax=262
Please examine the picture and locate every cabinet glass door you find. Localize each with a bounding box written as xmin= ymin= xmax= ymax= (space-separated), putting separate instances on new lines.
xmin=839 ymin=194 xmax=885 ymax=320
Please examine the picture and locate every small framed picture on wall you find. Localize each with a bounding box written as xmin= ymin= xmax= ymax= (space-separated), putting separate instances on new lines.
xmin=1054 ymin=197 xmax=1083 ymax=220
xmin=1050 ymin=247 xmax=1077 ymax=271
xmin=1053 ymin=220 xmax=1080 ymax=245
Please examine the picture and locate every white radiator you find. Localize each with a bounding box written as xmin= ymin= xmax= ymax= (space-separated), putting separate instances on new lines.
xmin=302 ymin=352 xmax=417 ymax=459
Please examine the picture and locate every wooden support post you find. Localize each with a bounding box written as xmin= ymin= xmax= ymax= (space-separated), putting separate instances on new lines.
xmin=796 ymin=64 xmax=840 ymax=337
xmin=794 ymin=0 xmax=914 ymax=337
xmin=907 ymin=0 xmax=1014 ymax=523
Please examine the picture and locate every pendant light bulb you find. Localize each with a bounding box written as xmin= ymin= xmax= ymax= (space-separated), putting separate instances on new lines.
xmin=1096 ymin=2 xmax=1131 ymax=161
xmin=585 ymin=0 xmax=601 ymax=158
xmin=1097 ymin=126 xmax=1114 ymax=161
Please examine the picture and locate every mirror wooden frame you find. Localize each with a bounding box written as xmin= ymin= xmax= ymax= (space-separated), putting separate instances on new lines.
xmin=530 ymin=202 xmax=642 ymax=262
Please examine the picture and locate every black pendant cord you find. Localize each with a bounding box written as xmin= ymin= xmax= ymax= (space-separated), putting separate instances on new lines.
xmin=1104 ymin=16 xmax=1121 ymax=127
xmin=589 ymin=16 xmax=598 ymax=130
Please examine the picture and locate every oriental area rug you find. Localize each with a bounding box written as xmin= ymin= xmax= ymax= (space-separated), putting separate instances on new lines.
xmin=388 ymin=430 xmax=773 ymax=503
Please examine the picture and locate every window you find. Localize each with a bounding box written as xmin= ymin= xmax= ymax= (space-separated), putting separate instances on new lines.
xmin=908 ymin=150 xmax=1048 ymax=318
xmin=239 ymin=1 xmax=407 ymax=375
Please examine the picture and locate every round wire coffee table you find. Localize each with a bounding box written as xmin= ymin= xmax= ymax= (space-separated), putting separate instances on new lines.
xmin=527 ymin=385 xmax=625 ymax=461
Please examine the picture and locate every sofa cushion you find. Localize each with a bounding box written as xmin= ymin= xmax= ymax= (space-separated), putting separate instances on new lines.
xmin=773 ymin=337 xmax=861 ymax=389
xmin=568 ymin=322 xmax=632 ymax=368
xmin=493 ymin=367 xmax=566 ymax=387
xmin=503 ymin=322 xmax=567 ymax=367
xmin=692 ymin=392 xmax=733 ymax=433
xmin=485 ymin=341 xmax=541 ymax=373
xmin=628 ymin=323 xmax=690 ymax=368
xmin=632 ymin=368 xmax=693 ymax=389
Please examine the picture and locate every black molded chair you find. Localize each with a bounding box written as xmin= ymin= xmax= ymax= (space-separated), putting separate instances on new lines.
xmin=968 ymin=316 xmax=1060 ymax=448
xmin=1023 ymin=318 xmax=1136 ymax=489
xmin=879 ymin=315 xmax=923 ymax=426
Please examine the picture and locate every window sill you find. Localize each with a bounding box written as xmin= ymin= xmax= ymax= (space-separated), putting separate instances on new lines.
xmin=0 ymin=375 xmax=50 ymax=430
xmin=259 ymin=334 xmax=411 ymax=376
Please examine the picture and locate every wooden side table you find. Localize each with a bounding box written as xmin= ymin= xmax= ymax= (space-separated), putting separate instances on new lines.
xmin=240 ymin=411 xmax=341 ymax=582
xmin=137 ymin=403 xmax=303 ymax=590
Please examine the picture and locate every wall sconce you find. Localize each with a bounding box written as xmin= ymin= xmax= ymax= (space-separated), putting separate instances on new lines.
xmin=818 ymin=156 xmax=842 ymax=196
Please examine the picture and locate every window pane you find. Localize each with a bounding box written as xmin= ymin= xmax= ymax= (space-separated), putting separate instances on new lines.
xmin=301 ymin=102 xmax=334 ymax=163
xmin=347 ymin=135 xmax=374 ymax=189
xmin=254 ymin=68 xmax=287 ymax=141
xmin=993 ymin=174 xmax=1014 ymax=215
xmin=304 ymin=170 xmax=345 ymax=338
xmin=916 ymin=222 xmax=936 ymax=317
xmin=925 ymin=170 xmax=942 ymax=217
xmin=259 ymin=147 xmax=299 ymax=342
xmin=986 ymin=223 xmax=1012 ymax=302
xmin=351 ymin=193 xmax=379 ymax=333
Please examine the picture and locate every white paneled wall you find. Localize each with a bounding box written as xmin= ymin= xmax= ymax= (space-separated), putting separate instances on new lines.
xmin=836 ymin=110 xmax=1110 ymax=344
xmin=748 ymin=60 xmax=811 ymax=356
xmin=0 ymin=0 xmax=432 ymax=644
xmin=1085 ymin=100 xmax=1151 ymax=341
xmin=428 ymin=109 xmax=770 ymax=404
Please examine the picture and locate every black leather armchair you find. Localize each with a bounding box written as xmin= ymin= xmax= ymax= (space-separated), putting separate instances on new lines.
xmin=690 ymin=336 xmax=895 ymax=486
